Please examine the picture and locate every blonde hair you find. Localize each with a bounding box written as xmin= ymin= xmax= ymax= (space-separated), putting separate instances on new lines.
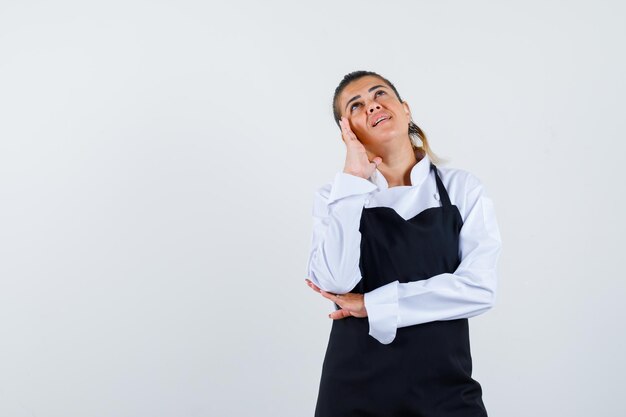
xmin=408 ymin=120 xmax=448 ymax=165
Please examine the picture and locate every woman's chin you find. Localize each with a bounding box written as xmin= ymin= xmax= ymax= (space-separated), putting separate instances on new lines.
xmin=367 ymin=129 xmax=402 ymax=144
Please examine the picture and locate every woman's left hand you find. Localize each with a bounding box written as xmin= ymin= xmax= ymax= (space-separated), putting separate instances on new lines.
xmin=305 ymin=278 xmax=368 ymax=319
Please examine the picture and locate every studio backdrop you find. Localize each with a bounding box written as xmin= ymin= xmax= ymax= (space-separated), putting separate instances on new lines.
xmin=0 ymin=0 xmax=624 ymax=416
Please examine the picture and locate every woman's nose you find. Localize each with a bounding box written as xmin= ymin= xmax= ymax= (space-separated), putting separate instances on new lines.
xmin=368 ymin=103 xmax=381 ymax=113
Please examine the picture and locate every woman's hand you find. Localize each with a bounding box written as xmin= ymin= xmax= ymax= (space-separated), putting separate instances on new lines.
xmin=339 ymin=116 xmax=382 ymax=179
xmin=305 ymin=278 xmax=368 ymax=319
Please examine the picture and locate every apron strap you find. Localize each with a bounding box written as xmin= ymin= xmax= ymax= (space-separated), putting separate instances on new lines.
xmin=430 ymin=162 xmax=452 ymax=207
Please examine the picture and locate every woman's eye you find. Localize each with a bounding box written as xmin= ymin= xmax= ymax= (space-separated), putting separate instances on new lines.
xmin=351 ymin=103 xmax=361 ymax=111
xmin=375 ymin=90 xmax=385 ymax=97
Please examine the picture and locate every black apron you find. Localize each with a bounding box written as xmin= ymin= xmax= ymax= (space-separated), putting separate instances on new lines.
xmin=315 ymin=162 xmax=488 ymax=417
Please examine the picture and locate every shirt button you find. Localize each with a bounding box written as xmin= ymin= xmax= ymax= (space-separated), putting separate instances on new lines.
xmin=364 ymin=199 xmax=370 ymax=205
xmin=434 ymin=193 xmax=440 ymax=201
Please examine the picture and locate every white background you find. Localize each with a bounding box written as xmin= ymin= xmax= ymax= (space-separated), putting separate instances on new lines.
xmin=1 ymin=0 xmax=624 ymax=416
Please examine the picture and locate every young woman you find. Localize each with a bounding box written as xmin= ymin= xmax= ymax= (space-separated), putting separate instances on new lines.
xmin=305 ymin=70 xmax=503 ymax=416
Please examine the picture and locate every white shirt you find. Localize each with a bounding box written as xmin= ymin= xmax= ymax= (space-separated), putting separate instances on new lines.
xmin=306 ymin=152 xmax=503 ymax=344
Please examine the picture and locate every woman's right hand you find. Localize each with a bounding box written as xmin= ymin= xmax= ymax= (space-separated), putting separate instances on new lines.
xmin=339 ymin=116 xmax=382 ymax=179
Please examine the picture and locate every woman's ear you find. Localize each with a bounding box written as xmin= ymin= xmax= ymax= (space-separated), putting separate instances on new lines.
xmin=402 ymin=101 xmax=411 ymax=120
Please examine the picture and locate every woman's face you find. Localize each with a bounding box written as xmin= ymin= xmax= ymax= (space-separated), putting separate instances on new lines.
xmin=338 ymin=75 xmax=411 ymax=148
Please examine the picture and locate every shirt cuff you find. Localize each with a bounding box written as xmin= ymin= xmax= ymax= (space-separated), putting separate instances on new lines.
xmin=363 ymin=280 xmax=399 ymax=345
xmin=327 ymin=172 xmax=378 ymax=204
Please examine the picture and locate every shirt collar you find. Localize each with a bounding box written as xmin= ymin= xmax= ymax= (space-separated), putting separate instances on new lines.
xmin=369 ymin=152 xmax=431 ymax=190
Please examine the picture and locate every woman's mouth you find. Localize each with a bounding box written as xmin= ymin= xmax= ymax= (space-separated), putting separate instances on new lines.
xmin=372 ymin=115 xmax=391 ymax=127
xmin=375 ymin=117 xmax=390 ymax=126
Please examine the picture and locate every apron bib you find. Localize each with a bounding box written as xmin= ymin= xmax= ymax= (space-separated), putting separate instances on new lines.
xmin=315 ymin=162 xmax=488 ymax=417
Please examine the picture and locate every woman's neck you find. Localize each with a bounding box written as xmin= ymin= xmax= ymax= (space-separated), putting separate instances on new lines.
xmin=373 ymin=143 xmax=422 ymax=188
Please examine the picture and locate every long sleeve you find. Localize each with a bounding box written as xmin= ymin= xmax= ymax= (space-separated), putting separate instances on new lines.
xmin=306 ymin=172 xmax=378 ymax=294
xmin=363 ymin=173 xmax=503 ymax=344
